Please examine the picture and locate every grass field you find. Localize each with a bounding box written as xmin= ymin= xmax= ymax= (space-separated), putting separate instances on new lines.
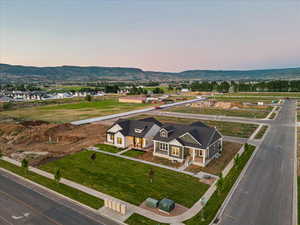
xmin=184 ymin=145 xmax=255 ymax=225
xmin=167 ymin=107 xmax=269 ymax=118
xmin=0 ymin=98 xmax=151 ymax=123
xmin=40 ymin=150 xmax=209 ymax=208
xmin=126 ymin=214 xmax=168 ymax=225
xmin=185 ymin=142 xmax=242 ymax=175
xmin=132 ymin=115 xmax=258 ymax=138
xmin=254 ymin=125 xmax=269 ymax=139
xmin=0 ymin=159 xmax=104 ymax=209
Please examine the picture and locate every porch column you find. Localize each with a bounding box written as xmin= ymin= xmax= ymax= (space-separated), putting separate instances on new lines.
xmin=203 ymin=150 xmax=206 ymax=165
xmin=192 ymin=149 xmax=195 ymax=160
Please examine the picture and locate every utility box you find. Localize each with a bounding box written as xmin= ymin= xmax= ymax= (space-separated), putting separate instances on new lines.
xmin=158 ymin=198 xmax=175 ymax=213
xmin=145 ymin=198 xmax=159 ymax=208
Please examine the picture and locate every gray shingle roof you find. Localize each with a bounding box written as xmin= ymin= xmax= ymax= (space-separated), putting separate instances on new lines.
xmin=153 ymin=122 xmax=221 ymax=149
xmin=110 ymin=117 xmax=161 ymax=138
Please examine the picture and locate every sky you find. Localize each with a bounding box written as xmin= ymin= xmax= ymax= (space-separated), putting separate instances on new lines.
xmin=1 ymin=0 xmax=300 ymax=72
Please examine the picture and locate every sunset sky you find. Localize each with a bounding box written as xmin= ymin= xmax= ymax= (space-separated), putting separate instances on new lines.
xmin=1 ymin=0 xmax=300 ymax=72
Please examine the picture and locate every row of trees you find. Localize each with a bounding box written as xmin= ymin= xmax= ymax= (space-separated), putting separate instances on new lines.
xmin=191 ymin=80 xmax=300 ymax=93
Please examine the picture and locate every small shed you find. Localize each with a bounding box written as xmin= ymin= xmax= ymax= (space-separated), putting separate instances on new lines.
xmin=145 ymin=198 xmax=159 ymax=208
xmin=158 ymin=198 xmax=175 ymax=213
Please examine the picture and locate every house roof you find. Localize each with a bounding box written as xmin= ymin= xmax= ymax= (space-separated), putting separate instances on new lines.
xmin=109 ymin=117 xmax=161 ymax=138
xmin=153 ymin=122 xmax=221 ymax=149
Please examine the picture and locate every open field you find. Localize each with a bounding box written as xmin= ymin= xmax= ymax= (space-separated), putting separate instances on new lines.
xmin=166 ymin=106 xmax=269 ymax=118
xmin=0 ymin=159 xmax=104 ymax=209
xmin=0 ymin=98 xmax=151 ymax=123
xmin=131 ymin=115 xmax=258 ymax=138
xmin=40 ymin=150 xmax=209 ymax=208
xmin=184 ymin=145 xmax=255 ymax=225
xmin=224 ymin=92 xmax=300 ymax=97
xmin=254 ymin=125 xmax=269 ymax=139
xmin=211 ymin=96 xmax=276 ymax=103
xmin=185 ymin=142 xmax=243 ymax=175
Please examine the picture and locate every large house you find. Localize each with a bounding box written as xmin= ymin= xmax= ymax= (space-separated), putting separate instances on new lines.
xmin=152 ymin=122 xmax=222 ymax=167
xmin=105 ymin=118 xmax=222 ymax=167
xmin=106 ymin=118 xmax=162 ymax=149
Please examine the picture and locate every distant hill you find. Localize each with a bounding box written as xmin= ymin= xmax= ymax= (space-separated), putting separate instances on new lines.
xmin=1 ymin=63 xmax=300 ymax=82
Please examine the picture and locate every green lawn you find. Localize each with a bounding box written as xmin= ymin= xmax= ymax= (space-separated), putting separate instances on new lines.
xmin=40 ymin=151 xmax=209 ymax=207
xmin=254 ymin=125 xmax=268 ymax=139
xmin=122 ymin=149 xmax=145 ymax=157
xmin=132 ymin=115 xmax=258 ymax=138
xmin=167 ymin=107 xmax=269 ymax=118
xmin=184 ymin=144 xmax=255 ymax=225
xmin=0 ymin=98 xmax=151 ymax=123
xmin=126 ymin=214 xmax=168 ymax=225
xmin=0 ymin=159 xmax=103 ymax=209
xmin=95 ymin=144 xmax=122 ymax=153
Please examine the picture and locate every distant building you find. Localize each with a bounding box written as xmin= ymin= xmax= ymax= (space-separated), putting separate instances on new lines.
xmin=119 ymin=96 xmax=147 ymax=104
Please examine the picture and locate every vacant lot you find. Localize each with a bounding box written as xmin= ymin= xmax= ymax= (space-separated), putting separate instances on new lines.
xmin=185 ymin=141 xmax=242 ymax=175
xmin=0 ymin=98 xmax=151 ymax=123
xmin=211 ymin=96 xmax=275 ymax=103
xmin=167 ymin=106 xmax=269 ymax=118
xmin=132 ymin=115 xmax=258 ymax=138
xmin=40 ymin=151 xmax=209 ymax=208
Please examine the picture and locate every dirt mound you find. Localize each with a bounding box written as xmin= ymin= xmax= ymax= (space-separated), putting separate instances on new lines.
xmin=0 ymin=121 xmax=108 ymax=165
xmin=20 ymin=120 xmax=49 ymax=127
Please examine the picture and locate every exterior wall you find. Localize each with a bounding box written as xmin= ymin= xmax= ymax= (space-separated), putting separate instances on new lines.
xmin=208 ymin=139 xmax=222 ymax=158
xmin=106 ymin=133 xmax=114 ymax=143
xmin=153 ymin=141 xmax=184 ymax=162
xmin=113 ymin=132 xmax=126 ymax=148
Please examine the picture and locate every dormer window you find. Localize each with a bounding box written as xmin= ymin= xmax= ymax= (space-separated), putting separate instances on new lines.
xmin=134 ymin=128 xmax=143 ymax=133
xmin=160 ymin=130 xmax=167 ymax=138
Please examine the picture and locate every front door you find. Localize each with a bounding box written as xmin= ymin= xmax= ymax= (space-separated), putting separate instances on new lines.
xmin=134 ymin=137 xmax=143 ymax=148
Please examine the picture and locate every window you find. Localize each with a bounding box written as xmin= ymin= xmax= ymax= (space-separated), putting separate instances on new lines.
xmin=171 ymin=146 xmax=180 ymax=156
xmin=117 ymin=137 xmax=122 ymax=145
xmin=159 ymin=143 xmax=168 ymax=151
xmin=160 ymin=130 xmax=167 ymax=138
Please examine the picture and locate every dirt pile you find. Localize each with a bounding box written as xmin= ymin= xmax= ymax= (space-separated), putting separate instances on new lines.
xmin=0 ymin=121 xmax=108 ymax=165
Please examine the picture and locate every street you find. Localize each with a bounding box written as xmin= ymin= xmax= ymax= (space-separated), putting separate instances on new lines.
xmin=219 ymin=100 xmax=296 ymax=225
xmin=0 ymin=171 xmax=120 ymax=225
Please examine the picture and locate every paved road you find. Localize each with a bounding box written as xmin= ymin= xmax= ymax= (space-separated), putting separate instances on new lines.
xmin=218 ymin=100 xmax=296 ymax=225
xmin=0 ymin=171 xmax=120 ymax=225
xmin=71 ymin=98 xmax=204 ymax=125
xmin=147 ymin=111 xmax=272 ymax=125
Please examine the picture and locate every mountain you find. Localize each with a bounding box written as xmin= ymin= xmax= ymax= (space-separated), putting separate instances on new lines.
xmin=1 ymin=63 xmax=300 ymax=82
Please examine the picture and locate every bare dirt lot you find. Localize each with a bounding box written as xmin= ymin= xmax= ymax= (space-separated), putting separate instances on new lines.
xmin=0 ymin=120 xmax=108 ymax=165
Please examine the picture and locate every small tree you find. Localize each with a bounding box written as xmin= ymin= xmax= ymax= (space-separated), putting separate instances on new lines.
xmin=85 ymin=95 xmax=92 ymax=102
xmin=148 ymin=168 xmax=155 ymax=183
xmin=54 ymin=168 xmax=62 ymax=184
xmin=90 ymin=152 xmax=97 ymax=162
xmin=21 ymin=159 xmax=29 ymax=174
xmin=0 ymin=150 xmax=2 ymax=158
xmin=216 ymin=173 xmax=224 ymax=195
xmin=244 ymin=143 xmax=250 ymax=151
